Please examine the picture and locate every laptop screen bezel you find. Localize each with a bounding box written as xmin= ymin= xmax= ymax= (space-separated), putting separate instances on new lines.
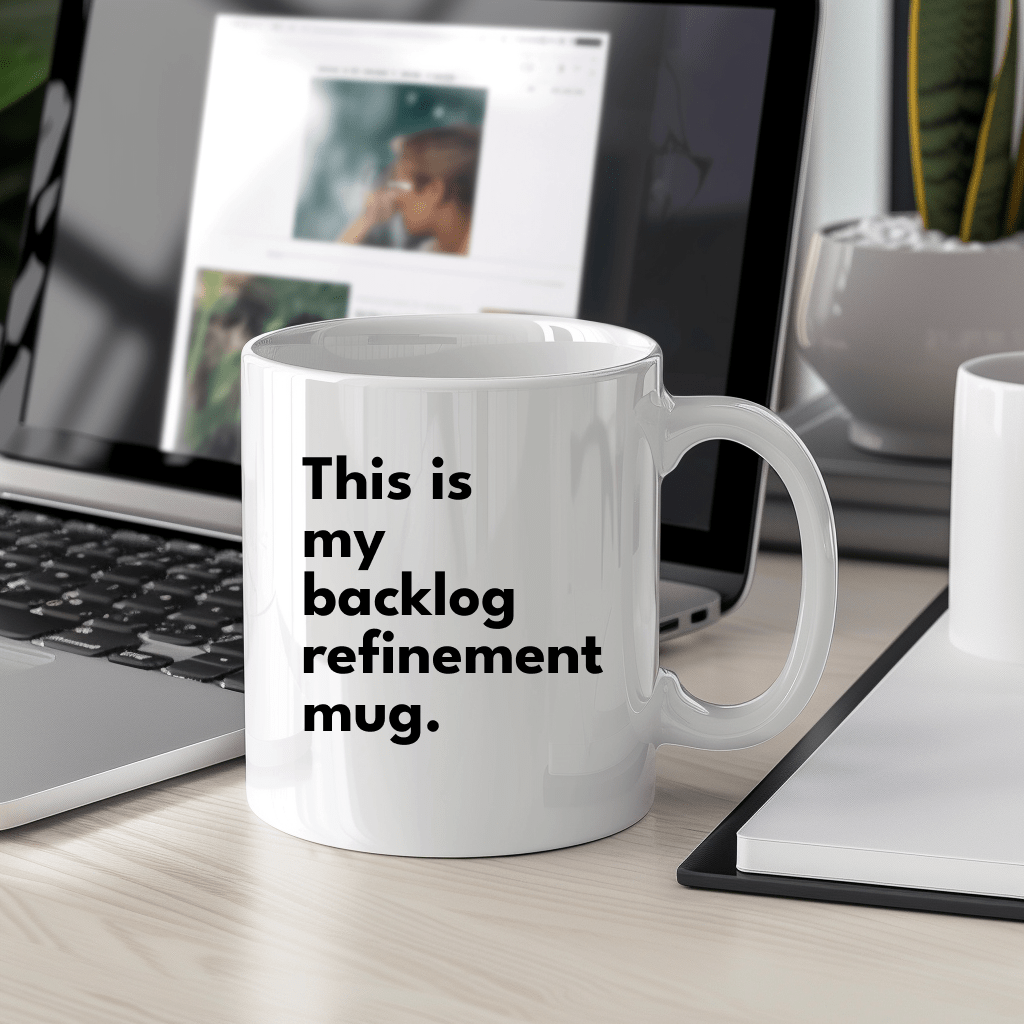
xmin=0 ymin=0 xmax=818 ymax=608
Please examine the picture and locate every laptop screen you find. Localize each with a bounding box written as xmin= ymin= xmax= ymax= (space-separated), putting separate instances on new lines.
xmin=159 ymin=14 xmax=617 ymax=457
xmin=3 ymin=0 xmax=814 ymax=591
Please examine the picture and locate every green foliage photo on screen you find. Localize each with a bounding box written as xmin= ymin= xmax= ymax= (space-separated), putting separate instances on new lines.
xmin=178 ymin=269 xmax=351 ymax=463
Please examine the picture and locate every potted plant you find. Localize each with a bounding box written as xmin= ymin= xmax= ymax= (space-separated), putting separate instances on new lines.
xmin=797 ymin=0 xmax=1024 ymax=459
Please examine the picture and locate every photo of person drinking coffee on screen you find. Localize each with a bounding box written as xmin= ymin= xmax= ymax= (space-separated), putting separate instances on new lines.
xmin=293 ymin=80 xmax=486 ymax=257
xmin=337 ymin=126 xmax=480 ymax=256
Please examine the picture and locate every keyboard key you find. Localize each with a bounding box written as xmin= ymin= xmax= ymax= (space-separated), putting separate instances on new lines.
xmin=222 ymin=621 xmax=243 ymax=636
xmin=63 ymin=580 xmax=127 ymax=606
xmin=16 ymin=568 xmax=88 ymax=594
xmin=0 ymin=606 xmax=60 ymax=639
xmin=164 ymin=538 xmax=217 ymax=558
xmin=16 ymin=528 xmax=69 ymax=546
xmin=147 ymin=577 xmax=206 ymax=599
xmin=124 ymin=550 xmax=190 ymax=571
xmin=118 ymin=591 xmax=187 ymax=616
xmin=47 ymin=550 xmax=116 ymax=574
xmin=66 ymin=542 xmax=122 ymax=558
xmin=165 ymin=563 xmax=233 ymax=586
xmin=0 ymin=588 xmax=48 ymax=610
xmin=208 ymin=582 xmax=243 ymax=611
xmin=113 ymin=553 xmax=165 ymax=567
xmin=213 ymin=548 xmax=243 ymax=567
xmin=108 ymin=648 xmax=173 ymax=670
xmin=161 ymin=657 xmax=233 ymax=681
xmin=195 ymin=650 xmax=243 ymax=671
xmin=218 ymin=670 xmax=244 ymax=692
xmin=33 ymin=598 xmax=92 ymax=623
xmin=15 ymin=535 xmax=70 ymax=557
xmin=110 ymin=529 xmax=165 ymax=550
xmin=145 ymin=621 xmax=217 ymax=646
xmin=39 ymin=625 xmax=142 ymax=657
xmin=95 ymin=565 xmax=158 ymax=589
xmin=0 ymin=552 xmax=40 ymax=571
xmin=0 ymin=522 xmax=50 ymax=544
xmin=207 ymin=633 xmax=245 ymax=657
xmin=60 ymin=520 xmax=112 ymax=540
xmin=94 ymin=608 xmax=156 ymax=633
xmin=11 ymin=510 xmax=63 ymax=530
xmin=170 ymin=603 xmax=234 ymax=628
xmin=95 ymin=562 xmax=161 ymax=587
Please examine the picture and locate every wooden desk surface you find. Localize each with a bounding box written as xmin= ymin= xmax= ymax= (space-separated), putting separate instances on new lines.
xmin=4 ymin=553 xmax=1021 ymax=1023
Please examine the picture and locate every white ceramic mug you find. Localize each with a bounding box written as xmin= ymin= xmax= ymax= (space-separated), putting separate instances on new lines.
xmin=241 ymin=314 xmax=837 ymax=856
xmin=950 ymin=352 xmax=1024 ymax=663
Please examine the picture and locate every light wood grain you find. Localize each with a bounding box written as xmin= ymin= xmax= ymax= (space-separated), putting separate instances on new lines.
xmin=6 ymin=553 xmax=1020 ymax=1024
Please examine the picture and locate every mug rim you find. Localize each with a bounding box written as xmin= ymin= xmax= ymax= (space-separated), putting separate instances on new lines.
xmin=961 ymin=351 xmax=1024 ymax=388
xmin=243 ymin=313 xmax=660 ymax=386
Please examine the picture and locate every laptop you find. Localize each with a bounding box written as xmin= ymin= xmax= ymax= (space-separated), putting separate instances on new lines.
xmin=0 ymin=0 xmax=818 ymax=828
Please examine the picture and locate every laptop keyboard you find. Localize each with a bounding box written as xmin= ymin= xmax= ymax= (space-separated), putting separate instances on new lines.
xmin=0 ymin=502 xmax=244 ymax=692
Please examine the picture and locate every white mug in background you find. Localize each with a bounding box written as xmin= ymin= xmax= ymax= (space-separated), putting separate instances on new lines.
xmin=950 ymin=352 xmax=1024 ymax=663
xmin=241 ymin=314 xmax=837 ymax=856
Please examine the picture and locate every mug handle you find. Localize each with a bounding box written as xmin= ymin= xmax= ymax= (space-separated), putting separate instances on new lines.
xmin=641 ymin=394 xmax=837 ymax=750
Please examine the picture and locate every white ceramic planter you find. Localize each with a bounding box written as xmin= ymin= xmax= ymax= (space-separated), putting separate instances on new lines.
xmin=796 ymin=219 xmax=1024 ymax=460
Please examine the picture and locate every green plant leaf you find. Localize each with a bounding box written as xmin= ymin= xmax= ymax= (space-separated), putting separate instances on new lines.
xmin=1004 ymin=143 xmax=1024 ymax=232
xmin=910 ymin=0 xmax=997 ymax=235
xmin=0 ymin=1 xmax=59 ymax=112
xmin=961 ymin=3 xmax=1018 ymax=239
xmin=1004 ymin=12 xmax=1024 ymax=234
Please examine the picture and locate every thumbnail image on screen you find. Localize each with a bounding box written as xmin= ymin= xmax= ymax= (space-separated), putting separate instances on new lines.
xmin=293 ymin=80 xmax=487 ymax=257
xmin=174 ymin=269 xmax=351 ymax=461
